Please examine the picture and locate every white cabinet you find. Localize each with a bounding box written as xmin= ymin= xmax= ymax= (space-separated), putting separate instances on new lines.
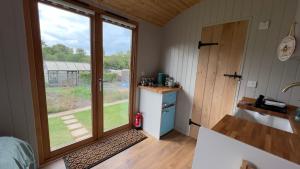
xmin=139 ymin=87 xmax=178 ymax=139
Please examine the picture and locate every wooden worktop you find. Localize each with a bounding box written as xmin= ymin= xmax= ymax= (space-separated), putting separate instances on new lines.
xmin=139 ymin=86 xmax=181 ymax=94
xmin=213 ymin=115 xmax=300 ymax=165
xmin=237 ymin=97 xmax=300 ymax=135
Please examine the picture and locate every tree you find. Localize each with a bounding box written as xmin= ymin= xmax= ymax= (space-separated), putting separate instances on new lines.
xmin=103 ymin=51 xmax=130 ymax=70
xmin=42 ymin=42 xmax=90 ymax=63
xmin=41 ymin=42 xmax=131 ymax=70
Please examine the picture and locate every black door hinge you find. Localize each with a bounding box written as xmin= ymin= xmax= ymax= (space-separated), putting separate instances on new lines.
xmin=189 ymin=119 xmax=201 ymax=127
xmin=224 ymin=72 xmax=242 ymax=80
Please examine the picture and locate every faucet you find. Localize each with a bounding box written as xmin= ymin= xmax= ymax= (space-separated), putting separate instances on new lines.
xmin=281 ymin=82 xmax=300 ymax=92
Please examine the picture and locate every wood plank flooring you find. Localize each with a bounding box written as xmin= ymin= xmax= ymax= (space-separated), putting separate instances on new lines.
xmin=41 ymin=131 xmax=196 ymax=169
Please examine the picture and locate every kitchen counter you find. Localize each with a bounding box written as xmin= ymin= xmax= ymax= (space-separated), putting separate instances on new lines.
xmin=237 ymin=97 xmax=300 ymax=135
xmin=213 ymin=115 xmax=300 ymax=165
xmin=213 ymin=97 xmax=300 ymax=165
xmin=138 ymin=86 xmax=181 ymax=94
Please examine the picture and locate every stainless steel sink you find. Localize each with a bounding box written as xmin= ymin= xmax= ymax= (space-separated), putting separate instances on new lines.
xmin=235 ymin=109 xmax=293 ymax=133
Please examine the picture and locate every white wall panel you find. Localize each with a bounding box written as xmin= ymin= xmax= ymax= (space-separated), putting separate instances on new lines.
xmin=162 ymin=0 xmax=299 ymax=135
xmin=0 ymin=0 xmax=37 ymax=154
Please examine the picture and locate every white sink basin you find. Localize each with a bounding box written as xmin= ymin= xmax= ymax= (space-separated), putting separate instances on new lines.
xmin=235 ymin=109 xmax=293 ymax=133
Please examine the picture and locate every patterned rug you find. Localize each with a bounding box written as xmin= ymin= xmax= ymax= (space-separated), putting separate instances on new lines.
xmin=64 ymin=129 xmax=147 ymax=169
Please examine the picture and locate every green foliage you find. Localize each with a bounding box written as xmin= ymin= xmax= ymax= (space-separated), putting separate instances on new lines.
xmin=42 ymin=42 xmax=131 ymax=69
xmin=46 ymin=86 xmax=91 ymax=113
xmin=103 ymin=72 xmax=118 ymax=82
xmin=79 ymin=71 xmax=91 ymax=85
xmin=42 ymin=41 xmax=90 ymax=63
xmin=104 ymin=51 xmax=130 ymax=70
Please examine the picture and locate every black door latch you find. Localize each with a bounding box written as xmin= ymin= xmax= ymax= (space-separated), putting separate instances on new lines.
xmin=198 ymin=41 xmax=219 ymax=49
xmin=224 ymin=72 xmax=242 ymax=80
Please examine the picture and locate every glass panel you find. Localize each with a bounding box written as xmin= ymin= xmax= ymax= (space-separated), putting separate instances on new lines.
xmin=38 ymin=3 xmax=92 ymax=150
xmin=103 ymin=22 xmax=132 ymax=131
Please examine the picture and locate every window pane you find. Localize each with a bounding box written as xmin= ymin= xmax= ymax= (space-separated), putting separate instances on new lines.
xmin=38 ymin=3 xmax=92 ymax=150
xmin=103 ymin=22 xmax=132 ymax=131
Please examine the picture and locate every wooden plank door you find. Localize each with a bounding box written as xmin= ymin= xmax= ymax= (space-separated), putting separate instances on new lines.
xmin=190 ymin=21 xmax=249 ymax=138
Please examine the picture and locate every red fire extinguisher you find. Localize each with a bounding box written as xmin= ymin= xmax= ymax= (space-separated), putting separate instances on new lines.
xmin=134 ymin=112 xmax=143 ymax=129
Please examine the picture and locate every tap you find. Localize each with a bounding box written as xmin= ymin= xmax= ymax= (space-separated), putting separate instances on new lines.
xmin=281 ymin=82 xmax=300 ymax=92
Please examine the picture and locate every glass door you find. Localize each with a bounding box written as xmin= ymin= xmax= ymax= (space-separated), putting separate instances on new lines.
xmin=37 ymin=2 xmax=93 ymax=151
xmin=102 ymin=21 xmax=132 ymax=132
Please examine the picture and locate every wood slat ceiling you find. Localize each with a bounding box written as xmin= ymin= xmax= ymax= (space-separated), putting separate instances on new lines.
xmin=96 ymin=0 xmax=200 ymax=26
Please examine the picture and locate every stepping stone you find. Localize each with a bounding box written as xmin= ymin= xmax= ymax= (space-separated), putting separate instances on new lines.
xmin=71 ymin=128 xmax=88 ymax=137
xmin=61 ymin=115 xmax=75 ymax=120
xmin=64 ymin=119 xmax=78 ymax=124
xmin=67 ymin=123 xmax=82 ymax=130
xmin=75 ymin=134 xmax=92 ymax=142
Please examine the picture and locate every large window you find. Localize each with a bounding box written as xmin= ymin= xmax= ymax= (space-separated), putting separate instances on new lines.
xmin=25 ymin=0 xmax=137 ymax=163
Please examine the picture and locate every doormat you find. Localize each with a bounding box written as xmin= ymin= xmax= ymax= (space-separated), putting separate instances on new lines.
xmin=64 ymin=129 xmax=147 ymax=169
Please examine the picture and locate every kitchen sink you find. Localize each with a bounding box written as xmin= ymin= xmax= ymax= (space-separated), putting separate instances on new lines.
xmin=235 ymin=109 xmax=293 ymax=133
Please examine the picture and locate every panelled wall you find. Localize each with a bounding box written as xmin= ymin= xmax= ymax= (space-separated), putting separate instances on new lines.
xmin=0 ymin=0 xmax=162 ymax=159
xmin=0 ymin=0 xmax=38 ymax=154
xmin=162 ymin=0 xmax=299 ymax=135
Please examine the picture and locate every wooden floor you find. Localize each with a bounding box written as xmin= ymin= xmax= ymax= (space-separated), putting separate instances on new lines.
xmin=42 ymin=131 xmax=196 ymax=169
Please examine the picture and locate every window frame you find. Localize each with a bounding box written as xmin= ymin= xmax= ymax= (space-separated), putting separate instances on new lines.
xmin=23 ymin=0 xmax=138 ymax=165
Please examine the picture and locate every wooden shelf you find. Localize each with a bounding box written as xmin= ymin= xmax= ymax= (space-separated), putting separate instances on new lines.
xmin=138 ymin=86 xmax=181 ymax=94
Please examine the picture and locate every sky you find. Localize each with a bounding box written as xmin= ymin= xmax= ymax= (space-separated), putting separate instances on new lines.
xmin=38 ymin=3 xmax=132 ymax=56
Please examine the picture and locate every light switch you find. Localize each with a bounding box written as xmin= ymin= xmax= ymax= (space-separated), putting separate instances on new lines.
xmin=258 ymin=20 xmax=270 ymax=30
xmin=247 ymin=81 xmax=257 ymax=88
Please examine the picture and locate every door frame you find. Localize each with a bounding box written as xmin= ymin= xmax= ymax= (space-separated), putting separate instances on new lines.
xmin=23 ymin=0 xmax=138 ymax=165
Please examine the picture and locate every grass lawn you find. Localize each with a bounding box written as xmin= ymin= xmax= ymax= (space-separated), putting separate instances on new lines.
xmin=48 ymin=102 xmax=129 ymax=149
xmin=74 ymin=102 xmax=129 ymax=131
xmin=46 ymin=85 xmax=128 ymax=113
xmin=103 ymin=102 xmax=129 ymax=131
xmin=48 ymin=117 xmax=73 ymax=149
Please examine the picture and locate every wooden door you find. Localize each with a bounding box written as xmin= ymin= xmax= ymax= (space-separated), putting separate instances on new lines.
xmin=190 ymin=21 xmax=248 ymax=138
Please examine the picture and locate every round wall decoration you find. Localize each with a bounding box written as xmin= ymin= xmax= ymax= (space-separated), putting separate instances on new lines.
xmin=277 ymin=23 xmax=296 ymax=61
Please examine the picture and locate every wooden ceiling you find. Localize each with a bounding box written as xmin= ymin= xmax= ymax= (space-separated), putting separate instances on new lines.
xmin=96 ymin=0 xmax=201 ymax=26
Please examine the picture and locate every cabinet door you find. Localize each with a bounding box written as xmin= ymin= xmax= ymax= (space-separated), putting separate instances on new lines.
xmin=162 ymin=92 xmax=177 ymax=105
xmin=160 ymin=109 xmax=169 ymax=136
xmin=167 ymin=106 xmax=175 ymax=131
xmin=160 ymin=105 xmax=176 ymax=136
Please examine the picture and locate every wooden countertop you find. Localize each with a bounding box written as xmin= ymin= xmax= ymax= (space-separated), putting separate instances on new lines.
xmin=237 ymin=97 xmax=300 ymax=135
xmin=139 ymin=86 xmax=181 ymax=94
xmin=213 ymin=115 xmax=300 ymax=165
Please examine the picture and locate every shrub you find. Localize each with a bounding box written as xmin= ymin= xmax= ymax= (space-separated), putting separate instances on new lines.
xmin=80 ymin=71 xmax=91 ymax=85
xmin=104 ymin=72 xmax=118 ymax=82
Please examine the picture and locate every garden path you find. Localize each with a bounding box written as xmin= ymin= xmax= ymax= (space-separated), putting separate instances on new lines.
xmin=61 ymin=114 xmax=92 ymax=141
